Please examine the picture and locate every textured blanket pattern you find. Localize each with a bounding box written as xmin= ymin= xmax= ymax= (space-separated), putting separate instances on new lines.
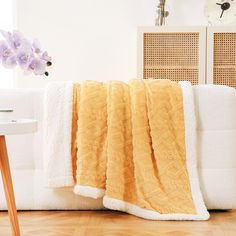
xmin=73 ymin=79 xmax=209 ymax=220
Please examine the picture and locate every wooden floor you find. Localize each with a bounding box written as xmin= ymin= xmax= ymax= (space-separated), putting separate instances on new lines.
xmin=0 ymin=210 xmax=236 ymax=236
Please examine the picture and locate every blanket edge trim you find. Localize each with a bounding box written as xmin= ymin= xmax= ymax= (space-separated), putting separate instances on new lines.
xmin=74 ymin=185 xmax=105 ymax=199
xmin=179 ymin=81 xmax=209 ymax=220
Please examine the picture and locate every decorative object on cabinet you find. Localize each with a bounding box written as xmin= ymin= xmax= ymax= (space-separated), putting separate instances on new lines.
xmin=137 ymin=26 xmax=236 ymax=88
xmin=205 ymin=0 xmax=236 ymax=25
xmin=155 ymin=0 xmax=169 ymax=26
xmin=137 ymin=26 xmax=206 ymax=85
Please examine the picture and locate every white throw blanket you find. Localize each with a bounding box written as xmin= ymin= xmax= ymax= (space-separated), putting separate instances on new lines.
xmin=44 ymin=82 xmax=74 ymax=187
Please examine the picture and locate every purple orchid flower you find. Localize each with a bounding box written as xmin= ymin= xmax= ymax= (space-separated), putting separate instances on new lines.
xmin=32 ymin=39 xmax=41 ymax=54
xmin=41 ymin=51 xmax=52 ymax=67
xmin=10 ymin=31 xmax=24 ymax=51
xmin=0 ymin=30 xmax=51 ymax=76
xmin=41 ymin=51 xmax=51 ymax=62
xmin=16 ymin=49 xmax=33 ymax=69
xmin=28 ymin=58 xmax=46 ymax=75
xmin=0 ymin=30 xmax=23 ymax=51
xmin=0 ymin=40 xmax=13 ymax=62
xmin=3 ymin=55 xmax=17 ymax=68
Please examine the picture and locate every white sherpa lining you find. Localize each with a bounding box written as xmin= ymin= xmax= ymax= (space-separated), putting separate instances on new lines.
xmin=74 ymin=185 xmax=105 ymax=199
xmin=43 ymin=82 xmax=74 ymax=188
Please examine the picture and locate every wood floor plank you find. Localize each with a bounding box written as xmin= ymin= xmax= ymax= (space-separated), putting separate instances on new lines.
xmin=0 ymin=210 xmax=235 ymax=236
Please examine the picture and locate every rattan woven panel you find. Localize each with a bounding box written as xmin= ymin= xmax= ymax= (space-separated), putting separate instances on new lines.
xmin=143 ymin=32 xmax=199 ymax=85
xmin=213 ymin=33 xmax=236 ymax=88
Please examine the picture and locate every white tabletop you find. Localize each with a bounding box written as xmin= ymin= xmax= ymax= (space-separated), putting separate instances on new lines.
xmin=0 ymin=119 xmax=38 ymax=135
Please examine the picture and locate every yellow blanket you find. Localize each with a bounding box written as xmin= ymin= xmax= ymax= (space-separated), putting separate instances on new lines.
xmin=72 ymin=79 xmax=209 ymax=220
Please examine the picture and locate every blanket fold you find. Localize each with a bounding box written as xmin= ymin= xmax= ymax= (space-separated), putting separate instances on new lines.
xmin=73 ymin=81 xmax=107 ymax=198
xmin=72 ymin=79 xmax=209 ymax=220
xmin=44 ymin=82 xmax=74 ymax=187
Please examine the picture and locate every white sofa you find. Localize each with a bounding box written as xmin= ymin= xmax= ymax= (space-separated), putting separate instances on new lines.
xmin=0 ymin=85 xmax=236 ymax=210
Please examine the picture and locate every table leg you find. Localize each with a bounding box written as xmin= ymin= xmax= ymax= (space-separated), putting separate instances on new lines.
xmin=0 ymin=136 xmax=20 ymax=236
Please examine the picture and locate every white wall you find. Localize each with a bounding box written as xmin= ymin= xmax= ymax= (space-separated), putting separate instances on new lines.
xmin=15 ymin=0 xmax=207 ymax=88
xmin=0 ymin=0 xmax=14 ymax=88
xmin=167 ymin=0 xmax=207 ymax=26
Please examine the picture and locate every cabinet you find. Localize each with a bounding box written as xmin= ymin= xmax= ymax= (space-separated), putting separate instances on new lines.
xmin=137 ymin=26 xmax=236 ymax=88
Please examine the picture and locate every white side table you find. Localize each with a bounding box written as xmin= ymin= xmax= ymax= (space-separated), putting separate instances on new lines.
xmin=0 ymin=119 xmax=37 ymax=236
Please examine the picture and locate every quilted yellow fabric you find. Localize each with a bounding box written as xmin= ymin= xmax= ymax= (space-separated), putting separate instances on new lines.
xmin=72 ymin=79 xmax=198 ymax=218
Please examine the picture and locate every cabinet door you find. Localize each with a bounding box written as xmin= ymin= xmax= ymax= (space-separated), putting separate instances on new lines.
xmin=207 ymin=27 xmax=236 ymax=88
xmin=137 ymin=26 xmax=206 ymax=85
